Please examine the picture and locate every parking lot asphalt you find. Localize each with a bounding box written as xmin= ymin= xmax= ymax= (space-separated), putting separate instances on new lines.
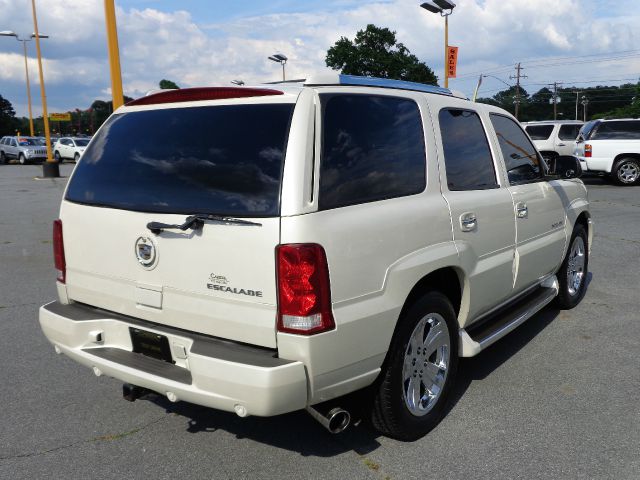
xmin=0 ymin=164 xmax=638 ymax=480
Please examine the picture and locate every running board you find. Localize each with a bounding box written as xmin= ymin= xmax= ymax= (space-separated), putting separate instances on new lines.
xmin=459 ymin=282 xmax=558 ymax=357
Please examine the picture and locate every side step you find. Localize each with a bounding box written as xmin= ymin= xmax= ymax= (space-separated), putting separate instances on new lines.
xmin=459 ymin=283 xmax=557 ymax=357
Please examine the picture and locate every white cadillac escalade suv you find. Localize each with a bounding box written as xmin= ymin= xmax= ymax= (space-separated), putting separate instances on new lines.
xmin=39 ymin=75 xmax=592 ymax=441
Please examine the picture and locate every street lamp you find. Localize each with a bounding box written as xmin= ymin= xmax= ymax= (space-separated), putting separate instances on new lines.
xmin=268 ymin=53 xmax=288 ymax=82
xmin=420 ymin=0 xmax=456 ymax=88
xmin=0 ymin=30 xmax=48 ymax=137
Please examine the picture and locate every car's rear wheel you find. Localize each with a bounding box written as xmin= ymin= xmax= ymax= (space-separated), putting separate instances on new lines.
xmin=554 ymin=224 xmax=589 ymax=309
xmin=18 ymin=153 xmax=26 ymax=165
xmin=0 ymin=151 xmax=6 ymax=164
xmin=369 ymin=291 xmax=458 ymax=441
xmin=612 ymin=158 xmax=640 ymax=186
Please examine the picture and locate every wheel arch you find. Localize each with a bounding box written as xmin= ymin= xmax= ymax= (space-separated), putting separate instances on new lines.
xmin=613 ymin=153 xmax=640 ymax=164
xmin=399 ymin=266 xmax=465 ymax=325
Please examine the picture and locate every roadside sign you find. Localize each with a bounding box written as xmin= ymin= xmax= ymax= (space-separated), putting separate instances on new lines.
xmin=447 ymin=46 xmax=459 ymax=78
xmin=50 ymin=113 xmax=71 ymax=122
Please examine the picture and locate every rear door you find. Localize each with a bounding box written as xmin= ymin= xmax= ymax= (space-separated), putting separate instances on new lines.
xmin=431 ymin=99 xmax=517 ymax=320
xmin=556 ymin=124 xmax=582 ymax=156
xmin=61 ymin=99 xmax=296 ymax=348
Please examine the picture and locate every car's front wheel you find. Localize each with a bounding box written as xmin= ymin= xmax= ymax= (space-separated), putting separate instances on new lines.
xmin=18 ymin=153 xmax=26 ymax=165
xmin=54 ymin=151 xmax=61 ymax=163
xmin=0 ymin=151 xmax=6 ymax=164
xmin=555 ymin=223 xmax=589 ymax=309
xmin=369 ymin=291 xmax=458 ymax=441
xmin=612 ymin=157 xmax=640 ymax=186
xmin=74 ymin=152 xmax=80 ymax=162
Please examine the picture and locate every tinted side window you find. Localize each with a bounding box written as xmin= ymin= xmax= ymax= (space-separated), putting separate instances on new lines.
xmin=439 ymin=109 xmax=498 ymax=191
xmin=525 ymin=125 xmax=554 ymax=140
xmin=558 ymin=124 xmax=582 ymax=140
xmin=319 ymin=94 xmax=425 ymax=210
xmin=490 ymin=114 xmax=542 ymax=184
xmin=591 ymin=121 xmax=640 ymax=140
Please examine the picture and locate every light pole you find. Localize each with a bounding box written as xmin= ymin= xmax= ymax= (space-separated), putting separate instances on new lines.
xmin=268 ymin=53 xmax=288 ymax=82
xmin=104 ymin=0 xmax=124 ymax=110
xmin=0 ymin=30 xmax=48 ymax=137
xmin=30 ymin=0 xmax=59 ymax=177
xmin=420 ymin=0 xmax=456 ymax=89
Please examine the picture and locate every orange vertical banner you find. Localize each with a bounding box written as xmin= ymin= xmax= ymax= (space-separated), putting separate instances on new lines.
xmin=447 ymin=46 xmax=458 ymax=79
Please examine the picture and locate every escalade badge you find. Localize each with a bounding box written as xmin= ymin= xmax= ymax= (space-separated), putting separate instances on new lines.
xmin=135 ymin=236 xmax=157 ymax=269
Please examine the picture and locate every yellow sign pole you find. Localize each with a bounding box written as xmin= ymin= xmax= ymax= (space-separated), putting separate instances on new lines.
xmin=30 ymin=0 xmax=54 ymax=167
xmin=21 ymin=41 xmax=35 ymax=137
xmin=104 ymin=0 xmax=124 ymax=110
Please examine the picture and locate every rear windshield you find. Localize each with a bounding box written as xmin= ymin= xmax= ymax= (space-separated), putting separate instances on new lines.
xmin=524 ymin=125 xmax=554 ymax=140
xmin=65 ymin=104 xmax=294 ymax=216
xmin=74 ymin=139 xmax=90 ymax=146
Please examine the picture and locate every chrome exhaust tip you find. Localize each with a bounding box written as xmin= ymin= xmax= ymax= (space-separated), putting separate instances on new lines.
xmin=306 ymin=405 xmax=351 ymax=434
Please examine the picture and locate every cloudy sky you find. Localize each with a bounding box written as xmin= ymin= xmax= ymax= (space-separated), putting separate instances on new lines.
xmin=0 ymin=0 xmax=639 ymax=117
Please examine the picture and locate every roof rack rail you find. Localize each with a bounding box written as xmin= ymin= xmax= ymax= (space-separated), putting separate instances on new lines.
xmin=304 ymin=74 xmax=452 ymax=96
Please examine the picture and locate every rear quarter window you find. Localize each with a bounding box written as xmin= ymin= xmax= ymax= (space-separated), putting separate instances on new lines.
xmin=319 ymin=94 xmax=426 ymax=210
xmin=524 ymin=125 xmax=554 ymax=140
xmin=591 ymin=121 xmax=640 ymax=140
xmin=65 ymin=103 xmax=294 ymax=216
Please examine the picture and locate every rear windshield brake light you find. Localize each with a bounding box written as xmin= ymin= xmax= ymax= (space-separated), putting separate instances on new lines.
xmin=126 ymin=87 xmax=284 ymax=106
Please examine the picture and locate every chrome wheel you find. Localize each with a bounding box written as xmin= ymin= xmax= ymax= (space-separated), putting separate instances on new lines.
xmin=617 ymin=161 xmax=639 ymax=184
xmin=402 ymin=313 xmax=450 ymax=416
xmin=566 ymin=236 xmax=586 ymax=296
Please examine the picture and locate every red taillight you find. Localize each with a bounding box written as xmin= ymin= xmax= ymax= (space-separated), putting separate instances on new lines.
xmin=125 ymin=87 xmax=284 ymax=106
xmin=585 ymin=144 xmax=592 ymax=157
xmin=276 ymin=244 xmax=335 ymax=335
xmin=53 ymin=219 xmax=66 ymax=283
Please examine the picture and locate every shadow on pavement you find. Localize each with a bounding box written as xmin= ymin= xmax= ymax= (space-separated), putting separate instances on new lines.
xmin=140 ymin=273 xmax=594 ymax=453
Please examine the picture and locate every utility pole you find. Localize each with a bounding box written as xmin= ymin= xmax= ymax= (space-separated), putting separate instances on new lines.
xmin=581 ymin=95 xmax=589 ymax=122
xmin=572 ymin=90 xmax=582 ymax=121
xmin=510 ymin=63 xmax=527 ymax=120
xmin=549 ymin=82 xmax=562 ymax=120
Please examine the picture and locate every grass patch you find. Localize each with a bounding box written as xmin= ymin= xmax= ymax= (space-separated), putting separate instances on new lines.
xmin=363 ymin=458 xmax=380 ymax=471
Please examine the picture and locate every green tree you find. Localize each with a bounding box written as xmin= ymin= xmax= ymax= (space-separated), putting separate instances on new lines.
xmin=159 ymin=79 xmax=180 ymax=89
xmin=326 ymin=24 xmax=438 ymax=85
xmin=0 ymin=94 xmax=17 ymax=136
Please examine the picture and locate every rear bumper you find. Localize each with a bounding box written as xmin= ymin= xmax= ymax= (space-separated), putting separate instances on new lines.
xmin=39 ymin=301 xmax=308 ymax=417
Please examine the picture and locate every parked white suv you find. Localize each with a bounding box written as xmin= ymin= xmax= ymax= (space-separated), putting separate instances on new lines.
xmin=523 ymin=120 xmax=583 ymax=161
xmin=54 ymin=137 xmax=90 ymax=163
xmin=39 ymin=75 xmax=592 ymax=440
xmin=574 ymin=118 xmax=640 ymax=185
xmin=0 ymin=135 xmax=48 ymax=164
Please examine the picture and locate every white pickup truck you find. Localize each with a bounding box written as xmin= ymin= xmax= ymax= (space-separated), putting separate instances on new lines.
xmin=574 ymin=118 xmax=640 ymax=185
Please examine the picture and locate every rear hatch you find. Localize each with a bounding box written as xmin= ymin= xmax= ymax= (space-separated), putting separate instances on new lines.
xmin=60 ymin=97 xmax=296 ymax=348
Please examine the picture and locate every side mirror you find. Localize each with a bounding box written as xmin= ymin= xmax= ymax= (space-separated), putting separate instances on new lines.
xmin=549 ymin=155 xmax=582 ymax=179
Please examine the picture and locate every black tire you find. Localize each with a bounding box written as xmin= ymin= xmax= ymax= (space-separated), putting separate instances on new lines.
xmin=611 ymin=157 xmax=640 ymax=186
xmin=369 ymin=291 xmax=459 ymax=441
xmin=74 ymin=152 xmax=80 ymax=163
xmin=0 ymin=151 xmax=5 ymax=164
xmin=54 ymin=151 xmax=61 ymax=163
xmin=18 ymin=153 xmax=26 ymax=165
xmin=554 ymin=224 xmax=589 ymax=309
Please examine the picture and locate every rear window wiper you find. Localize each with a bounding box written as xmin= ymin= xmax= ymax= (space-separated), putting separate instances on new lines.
xmin=147 ymin=214 xmax=262 ymax=235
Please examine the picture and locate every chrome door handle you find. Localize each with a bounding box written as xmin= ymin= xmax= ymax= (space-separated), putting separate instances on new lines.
xmin=557 ymin=142 xmax=566 ymax=146
xmin=516 ymin=202 xmax=528 ymax=218
xmin=460 ymin=212 xmax=477 ymax=232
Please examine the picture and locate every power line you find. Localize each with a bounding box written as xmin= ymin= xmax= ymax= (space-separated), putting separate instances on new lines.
xmin=456 ymin=50 xmax=640 ymax=80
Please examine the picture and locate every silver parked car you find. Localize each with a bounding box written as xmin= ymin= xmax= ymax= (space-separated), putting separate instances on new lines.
xmin=0 ymin=136 xmax=48 ymax=164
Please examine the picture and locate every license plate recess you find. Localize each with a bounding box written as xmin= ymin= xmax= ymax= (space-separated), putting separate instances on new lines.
xmin=129 ymin=327 xmax=174 ymax=363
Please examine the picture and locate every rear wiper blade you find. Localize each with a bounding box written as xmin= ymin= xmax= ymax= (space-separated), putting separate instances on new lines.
xmin=147 ymin=214 xmax=262 ymax=235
